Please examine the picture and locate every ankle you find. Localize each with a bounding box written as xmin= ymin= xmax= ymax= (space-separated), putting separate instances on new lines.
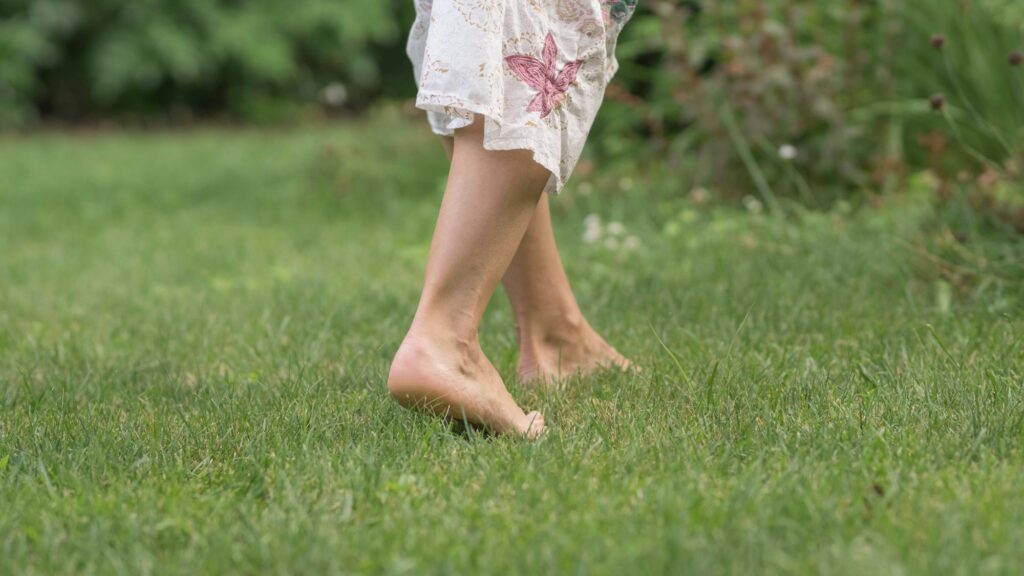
xmin=516 ymin=309 xmax=589 ymax=352
xmin=408 ymin=307 xmax=479 ymax=349
xmin=399 ymin=319 xmax=484 ymax=374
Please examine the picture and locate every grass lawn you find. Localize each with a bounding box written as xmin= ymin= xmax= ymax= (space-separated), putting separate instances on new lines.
xmin=1 ymin=110 xmax=1022 ymax=575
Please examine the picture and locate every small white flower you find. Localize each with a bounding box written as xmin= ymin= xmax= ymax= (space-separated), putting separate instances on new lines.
xmin=582 ymin=213 xmax=602 ymax=244
xmin=321 ymin=82 xmax=348 ymax=107
xmin=623 ymin=235 xmax=641 ymax=251
xmin=607 ymin=221 xmax=625 ymax=236
xmin=778 ymin=144 xmax=797 ymax=161
xmin=604 ymin=237 xmax=620 ymax=250
xmin=743 ymin=196 xmax=764 ymax=214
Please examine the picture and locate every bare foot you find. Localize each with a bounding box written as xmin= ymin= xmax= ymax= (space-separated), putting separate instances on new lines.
xmin=388 ymin=333 xmax=546 ymax=440
xmin=517 ymin=319 xmax=633 ymax=385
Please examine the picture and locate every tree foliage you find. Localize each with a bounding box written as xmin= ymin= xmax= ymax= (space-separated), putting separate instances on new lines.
xmin=0 ymin=0 xmax=411 ymax=124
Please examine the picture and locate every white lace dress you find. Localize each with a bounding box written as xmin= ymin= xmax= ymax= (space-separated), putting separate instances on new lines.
xmin=406 ymin=0 xmax=638 ymax=195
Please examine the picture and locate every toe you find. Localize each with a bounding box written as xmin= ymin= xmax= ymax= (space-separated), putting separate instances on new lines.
xmin=522 ymin=411 xmax=547 ymax=440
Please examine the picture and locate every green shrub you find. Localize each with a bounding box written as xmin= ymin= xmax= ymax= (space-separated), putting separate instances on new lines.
xmin=0 ymin=0 xmax=414 ymax=124
xmin=589 ymin=0 xmax=1024 ymax=210
xmin=0 ymin=2 xmax=65 ymax=125
xmin=897 ymin=0 xmax=1024 ymax=171
xmin=592 ymin=0 xmax=903 ymax=205
xmin=888 ymin=1 xmax=1024 ymax=238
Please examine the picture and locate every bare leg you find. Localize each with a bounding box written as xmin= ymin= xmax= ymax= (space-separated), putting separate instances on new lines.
xmin=387 ymin=121 xmax=550 ymax=439
xmin=502 ymin=197 xmax=631 ymax=383
xmin=440 ymin=135 xmax=631 ymax=384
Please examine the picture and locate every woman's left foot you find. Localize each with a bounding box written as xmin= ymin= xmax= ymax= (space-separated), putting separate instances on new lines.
xmin=516 ymin=319 xmax=633 ymax=384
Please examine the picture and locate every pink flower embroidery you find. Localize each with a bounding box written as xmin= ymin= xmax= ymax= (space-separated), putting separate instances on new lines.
xmin=505 ymin=32 xmax=583 ymax=118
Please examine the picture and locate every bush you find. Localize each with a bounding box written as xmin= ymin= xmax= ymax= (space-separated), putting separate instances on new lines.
xmin=591 ymin=0 xmax=901 ymax=206
xmin=0 ymin=0 xmax=414 ymax=124
xmin=591 ymin=0 xmax=1024 ymax=211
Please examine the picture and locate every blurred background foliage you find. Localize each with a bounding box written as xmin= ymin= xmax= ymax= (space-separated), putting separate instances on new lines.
xmin=1 ymin=1 xmax=1022 ymax=223
xmin=0 ymin=0 xmax=406 ymax=124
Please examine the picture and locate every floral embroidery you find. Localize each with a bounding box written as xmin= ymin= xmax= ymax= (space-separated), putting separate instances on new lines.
xmin=505 ymin=32 xmax=583 ymax=118
xmin=602 ymin=0 xmax=638 ymax=25
xmin=555 ymin=0 xmax=589 ymax=22
xmin=451 ymin=0 xmax=504 ymax=34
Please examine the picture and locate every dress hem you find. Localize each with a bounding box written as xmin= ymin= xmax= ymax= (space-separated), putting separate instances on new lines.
xmin=415 ymin=90 xmax=563 ymax=196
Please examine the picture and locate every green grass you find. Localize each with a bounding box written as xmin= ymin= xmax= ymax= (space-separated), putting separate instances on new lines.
xmin=1 ymin=110 xmax=1022 ymax=575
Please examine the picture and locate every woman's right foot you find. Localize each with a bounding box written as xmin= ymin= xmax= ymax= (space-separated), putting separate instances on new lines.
xmin=387 ymin=331 xmax=546 ymax=440
xmin=516 ymin=315 xmax=633 ymax=385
